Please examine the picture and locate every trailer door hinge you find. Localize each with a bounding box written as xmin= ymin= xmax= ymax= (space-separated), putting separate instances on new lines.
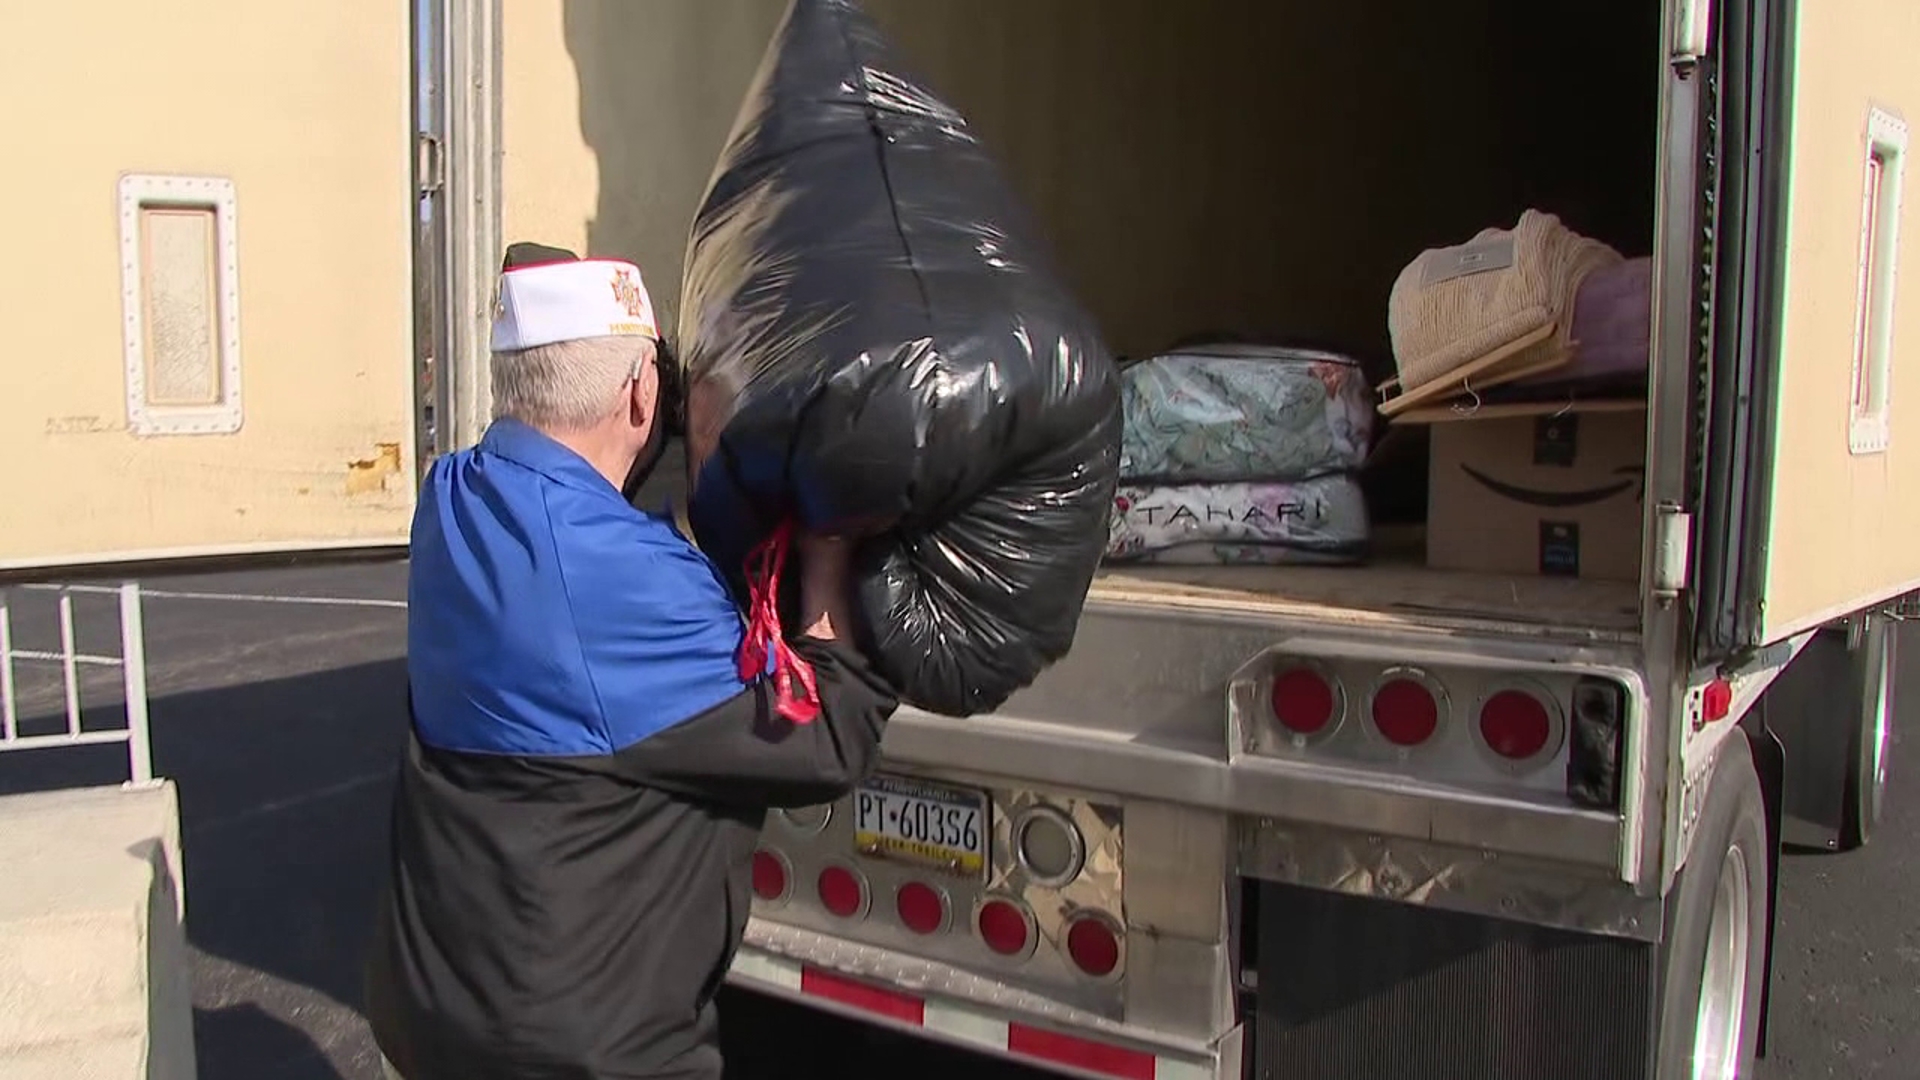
xmin=1652 ymin=501 xmax=1692 ymax=603
xmin=1670 ymin=0 xmax=1713 ymax=74
xmin=416 ymin=133 xmax=445 ymax=196
xmin=1722 ymin=637 xmax=1797 ymax=681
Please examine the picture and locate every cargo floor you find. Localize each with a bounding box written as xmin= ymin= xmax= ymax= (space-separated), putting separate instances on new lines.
xmin=1090 ymin=527 xmax=1641 ymax=642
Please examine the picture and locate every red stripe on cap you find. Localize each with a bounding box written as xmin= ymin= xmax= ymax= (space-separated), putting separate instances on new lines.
xmin=1008 ymin=1023 xmax=1156 ymax=1080
xmin=799 ymin=967 xmax=926 ymax=1026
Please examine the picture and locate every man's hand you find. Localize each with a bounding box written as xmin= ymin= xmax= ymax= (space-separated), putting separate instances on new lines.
xmin=795 ymin=533 xmax=855 ymax=642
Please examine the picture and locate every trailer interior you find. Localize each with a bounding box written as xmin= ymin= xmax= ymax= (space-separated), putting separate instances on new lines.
xmin=848 ymin=0 xmax=1666 ymax=640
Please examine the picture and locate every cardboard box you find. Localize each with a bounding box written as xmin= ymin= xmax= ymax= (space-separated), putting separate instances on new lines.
xmin=1423 ymin=402 xmax=1647 ymax=581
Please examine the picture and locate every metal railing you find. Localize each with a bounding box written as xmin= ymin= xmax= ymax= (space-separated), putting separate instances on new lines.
xmin=0 ymin=583 xmax=152 ymax=784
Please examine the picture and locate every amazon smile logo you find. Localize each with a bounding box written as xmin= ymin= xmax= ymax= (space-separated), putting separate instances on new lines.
xmin=1460 ymin=464 xmax=1646 ymax=508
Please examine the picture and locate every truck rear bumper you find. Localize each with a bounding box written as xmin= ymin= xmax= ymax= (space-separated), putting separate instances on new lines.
xmin=728 ymin=917 xmax=1241 ymax=1080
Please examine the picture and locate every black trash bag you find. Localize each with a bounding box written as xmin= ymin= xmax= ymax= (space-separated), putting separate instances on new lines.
xmin=678 ymin=0 xmax=1121 ymax=717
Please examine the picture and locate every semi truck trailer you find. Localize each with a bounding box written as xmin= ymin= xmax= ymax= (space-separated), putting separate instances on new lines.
xmin=4 ymin=1 xmax=1914 ymax=1077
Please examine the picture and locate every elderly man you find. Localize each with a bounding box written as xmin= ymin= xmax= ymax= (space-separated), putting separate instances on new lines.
xmin=364 ymin=244 xmax=898 ymax=1080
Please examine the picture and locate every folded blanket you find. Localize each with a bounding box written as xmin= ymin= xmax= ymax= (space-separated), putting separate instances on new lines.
xmin=1105 ymin=476 xmax=1369 ymax=566
xmin=1388 ymin=210 xmax=1623 ymax=393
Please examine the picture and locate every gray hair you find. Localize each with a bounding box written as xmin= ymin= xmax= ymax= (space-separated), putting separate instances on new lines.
xmin=490 ymin=334 xmax=656 ymax=431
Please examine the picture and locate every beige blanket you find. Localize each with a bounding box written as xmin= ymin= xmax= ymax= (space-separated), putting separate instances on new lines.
xmin=1387 ymin=210 xmax=1623 ymax=393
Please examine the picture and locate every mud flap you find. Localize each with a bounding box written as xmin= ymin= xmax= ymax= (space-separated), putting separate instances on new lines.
xmin=1251 ymin=882 xmax=1653 ymax=1078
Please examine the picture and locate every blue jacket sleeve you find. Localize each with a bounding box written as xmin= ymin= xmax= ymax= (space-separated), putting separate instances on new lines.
xmin=548 ymin=486 xmax=898 ymax=807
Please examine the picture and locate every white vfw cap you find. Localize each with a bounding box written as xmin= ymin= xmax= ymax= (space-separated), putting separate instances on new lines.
xmin=489 ymin=243 xmax=659 ymax=352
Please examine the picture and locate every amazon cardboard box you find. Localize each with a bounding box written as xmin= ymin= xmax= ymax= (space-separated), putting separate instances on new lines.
xmin=1424 ymin=403 xmax=1647 ymax=582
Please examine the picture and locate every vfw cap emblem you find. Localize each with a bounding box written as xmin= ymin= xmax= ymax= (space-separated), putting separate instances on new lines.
xmin=610 ymin=268 xmax=648 ymax=319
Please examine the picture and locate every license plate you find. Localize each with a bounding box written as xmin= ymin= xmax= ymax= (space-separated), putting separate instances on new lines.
xmin=852 ymin=775 xmax=989 ymax=879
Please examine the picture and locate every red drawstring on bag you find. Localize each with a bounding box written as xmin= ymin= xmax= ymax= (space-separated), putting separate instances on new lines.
xmin=737 ymin=519 xmax=823 ymax=725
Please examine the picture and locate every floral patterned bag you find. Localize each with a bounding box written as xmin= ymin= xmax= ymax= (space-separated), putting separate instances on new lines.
xmin=1118 ymin=344 xmax=1376 ymax=485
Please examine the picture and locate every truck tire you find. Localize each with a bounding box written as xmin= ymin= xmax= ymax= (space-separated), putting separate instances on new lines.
xmin=1656 ymin=734 xmax=1769 ymax=1080
xmin=1839 ymin=614 xmax=1896 ymax=851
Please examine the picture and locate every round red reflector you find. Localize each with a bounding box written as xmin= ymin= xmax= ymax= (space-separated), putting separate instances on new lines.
xmin=1372 ymin=678 xmax=1440 ymax=746
xmin=1270 ymin=667 xmax=1336 ymax=735
xmin=1065 ymin=915 xmax=1122 ymax=977
xmin=817 ymin=866 xmax=865 ymax=919
xmin=896 ymin=882 xmax=946 ymax=935
xmin=1480 ymin=689 xmax=1552 ymax=760
xmin=751 ymin=850 xmax=787 ymax=901
xmin=977 ymin=899 xmax=1032 ymax=956
xmin=1702 ymin=677 xmax=1734 ymax=722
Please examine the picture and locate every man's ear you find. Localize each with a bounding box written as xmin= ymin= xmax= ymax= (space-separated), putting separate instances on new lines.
xmin=627 ymin=373 xmax=655 ymax=431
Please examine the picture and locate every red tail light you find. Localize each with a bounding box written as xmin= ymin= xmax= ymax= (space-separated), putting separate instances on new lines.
xmin=1064 ymin=913 xmax=1122 ymax=978
xmin=817 ymin=865 xmax=867 ymax=919
xmin=1371 ymin=677 xmax=1440 ymax=746
xmin=751 ymin=849 xmax=789 ymax=902
xmin=1480 ymin=689 xmax=1554 ymax=761
xmin=976 ymin=897 xmax=1035 ymax=957
xmin=1270 ymin=666 xmax=1338 ymax=735
xmin=895 ymin=882 xmax=948 ymax=935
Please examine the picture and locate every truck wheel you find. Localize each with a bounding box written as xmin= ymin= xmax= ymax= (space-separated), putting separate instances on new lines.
xmin=1656 ymin=734 xmax=1769 ymax=1080
xmin=1839 ymin=614 xmax=1896 ymax=851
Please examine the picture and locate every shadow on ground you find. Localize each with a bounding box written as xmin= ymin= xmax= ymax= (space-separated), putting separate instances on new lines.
xmin=194 ymin=1002 xmax=352 ymax=1080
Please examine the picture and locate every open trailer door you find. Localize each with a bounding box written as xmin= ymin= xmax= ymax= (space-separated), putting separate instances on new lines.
xmin=1696 ymin=0 xmax=1920 ymax=657
xmin=0 ymin=1 xmax=419 ymax=574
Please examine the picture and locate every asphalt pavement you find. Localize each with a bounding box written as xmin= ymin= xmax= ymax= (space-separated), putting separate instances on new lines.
xmin=0 ymin=562 xmax=1911 ymax=1079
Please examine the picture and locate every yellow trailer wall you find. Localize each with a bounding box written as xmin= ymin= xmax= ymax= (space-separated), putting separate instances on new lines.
xmin=1761 ymin=0 xmax=1920 ymax=639
xmin=0 ymin=2 xmax=417 ymax=571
